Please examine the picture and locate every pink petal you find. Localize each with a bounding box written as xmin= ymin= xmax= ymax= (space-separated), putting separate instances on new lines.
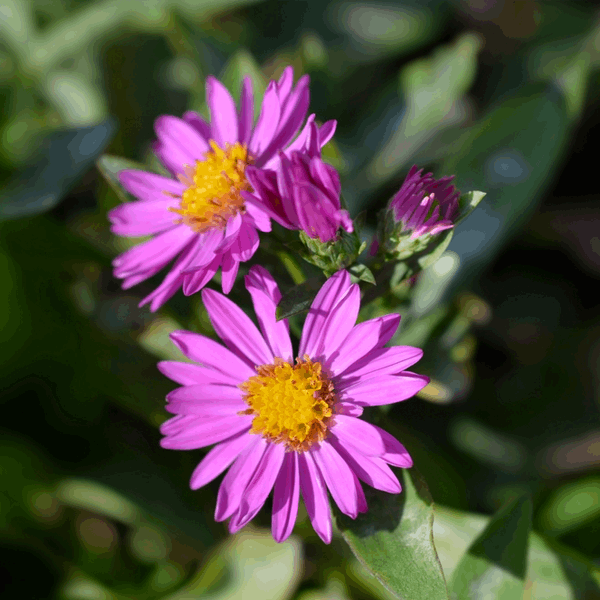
xmin=229 ymin=442 xmax=286 ymax=533
xmin=250 ymin=81 xmax=281 ymax=163
xmin=316 ymin=283 xmax=360 ymax=361
xmin=216 ymin=212 xmax=243 ymax=253
xmin=109 ymin=198 xmax=179 ymax=237
xmin=157 ymin=361 xmax=240 ymax=386
xmin=318 ymin=120 xmax=337 ymax=147
xmin=299 ymin=452 xmax=332 ymax=544
xmin=328 ymin=314 xmax=401 ymax=376
xmin=182 ymin=111 xmax=212 ymax=142
xmin=160 ymin=414 xmax=252 ymax=450
xmin=166 ymin=382 xmax=243 ymax=403
xmin=119 ymin=170 xmax=185 ymax=201
xmin=220 ymin=252 xmax=240 ymax=294
xmin=182 ymin=228 xmax=224 ymax=273
xmin=342 ymin=373 xmax=429 ymax=406
xmin=215 ymin=436 xmax=267 ymax=521
xmin=299 ymin=270 xmax=352 ymax=358
xmin=245 ymin=265 xmax=293 ymax=362
xmin=330 ymin=438 xmax=402 ymax=494
xmin=206 ymin=76 xmax=239 ymax=147
xmin=337 ymin=346 xmax=424 ymax=385
xmin=335 ymin=402 xmax=364 ymax=417
xmin=272 ymin=452 xmax=300 ymax=543
xmin=189 ymin=431 xmax=250 ymax=489
xmin=230 ymin=221 xmax=260 ymax=262
xmin=293 ymin=184 xmax=338 ymax=242
xmin=202 ymin=288 xmax=273 ymax=367
xmin=182 ymin=254 xmax=221 ymax=296
xmin=276 ymin=66 xmax=294 ymax=100
xmin=238 ymin=76 xmax=254 ymax=145
xmin=113 ymin=225 xmax=195 ymax=277
xmin=331 ymin=415 xmax=413 ymax=467
xmin=311 ymin=441 xmax=360 ymax=519
xmin=169 ymin=330 xmax=255 ymax=380
xmin=155 ymin=115 xmax=210 ymax=163
xmin=244 ymin=201 xmax=272 ymax=233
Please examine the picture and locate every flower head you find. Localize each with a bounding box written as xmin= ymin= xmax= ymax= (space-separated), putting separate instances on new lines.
xmin=158 ymin=266 xmax=429 ymax=543
xmin=390 ymin=165 xmax=460 ymax=239
xmin=109 ymin=67 xmax=335 ymax=311
xmin=243 ymin=121 xmax=352 ymax=242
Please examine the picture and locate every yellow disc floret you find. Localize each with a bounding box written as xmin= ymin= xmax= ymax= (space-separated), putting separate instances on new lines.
xmin=170 ymin=140 xmax=251 ymax=232
xmin=239 ymin=356 xmax=337 ymax=452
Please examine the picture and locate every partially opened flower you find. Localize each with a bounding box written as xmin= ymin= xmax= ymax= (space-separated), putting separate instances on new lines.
xmin=390 ymin=165 xmax=460 ymax=239
xmin=158 ymin=266 xmax=429 ymax=543
xmin=109 ymin=67 xmax=336 ymax=311
xmin=244 ymin=121 xmax=352 ymax=242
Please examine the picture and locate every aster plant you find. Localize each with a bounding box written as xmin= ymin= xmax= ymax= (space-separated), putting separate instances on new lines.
xmin=98 ymin=61 xmax=488 ymax=599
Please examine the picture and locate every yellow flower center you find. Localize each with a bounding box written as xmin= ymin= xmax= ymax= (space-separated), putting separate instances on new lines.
xmin=239 ymin=356 xmax=337 ymax=452
xmin=170 ymin=140 xmax=251 ymax=233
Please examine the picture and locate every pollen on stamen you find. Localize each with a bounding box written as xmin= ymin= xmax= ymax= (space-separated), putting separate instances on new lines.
xmin=169 ymin=140 xmax=252 ymax=233
xmin=239 ymin=355 xmax=338 ymax=452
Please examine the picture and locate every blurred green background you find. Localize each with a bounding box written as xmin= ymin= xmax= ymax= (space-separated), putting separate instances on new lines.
xmin=2 ymin=0 xmax=600 ymax=598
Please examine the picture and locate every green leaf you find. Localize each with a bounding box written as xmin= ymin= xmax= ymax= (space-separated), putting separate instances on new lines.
xmin=336 ymin=468 xmax=449 ymax=600
xmin=96 ymin=153 xmax=149 ymax=204
xmin=0 ymin=120 xmax=114 ymax=220
xmin=416 ymin=229 xmax=454 ymax=270
xmin=276 ymin=277 xmax=325 ymax=321
xmin=448 ymin=495 xmax=532 ymax=599
xmin=456 ymin=191 xmax=486 ymax=224
xmin=434 ymin=506 xmax=600 ymax=600
xmin=219 ymin=48 xmax=267 ymax=120
xmin=349 ymin=263 xmax=376 ymax=285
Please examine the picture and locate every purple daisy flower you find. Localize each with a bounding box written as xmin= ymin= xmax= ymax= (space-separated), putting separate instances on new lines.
xmin=108 ymin=67 xmax=336 ymax=311
xmin=390 ymin=165 xmax=460 ymax=239
xmin=243 ymin=120 xmax=352 ymax=242
xmin=158 ymin=266 xmax=429 ymax=543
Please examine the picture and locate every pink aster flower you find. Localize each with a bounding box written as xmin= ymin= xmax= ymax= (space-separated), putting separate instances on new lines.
xmin=390 ymin=165 xmax=460 ymax=239
xmin=243 ymin=120 xmax=352 ymax=242
xmin=108 ymin=67 xmax=336 ymax=311
xmin=158 ymin=266 xmax=429 ymax=543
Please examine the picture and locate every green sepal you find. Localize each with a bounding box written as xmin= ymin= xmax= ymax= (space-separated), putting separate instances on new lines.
xmin=456 ymin=190 xmax=486 ymax=225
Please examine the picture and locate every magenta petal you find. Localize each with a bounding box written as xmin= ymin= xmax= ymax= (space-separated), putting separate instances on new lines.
xmin=299 ymin=452 xmax=332 ymax=544
xmin=329 ymin=314 xmax=401 ymax=376
xmin=160 ymin=414 xmax=252 ymax=450
xmin=276 ymin=66 xmax=294 ymax=99
xmin=202 ymin=288 xmax=273 ymax=367
xmin=244 ymin=201 xmax=271 ymax=233
xmin=238 ymin=76 xmax=254 ymax=145
xmin=169 ymin=330 xmax=255 ymax=380
xmin=330 ymin=438 xmax=402 ymax=494
xmin=189 ymin=431 xmax=250 ymax=490
xmin=250 ymin=81 xmax=281 ymax=163
xmin=317 ymin=283 xmax=360 ymax=361
xmin=293 ymin=184 xmax=338 ymax=242
xmin=182 ymin=255 xmax=221 ymax=296
xmin=119 ymin=170 xmax=185 ymax=201
xmin=335 ymin=402 xmax=364 ymax=417
xmin=114 ymin=226 xmax=195 ymax=277
xmin=155 ymin=115 xmax=209 ymax=162
xmin=343 ymin=373 xmax=430 ymax=406
xmin=318 ymin=120 xmax=337 ymax=147
xmin=299 ymin=270 xmax=352 ymax=358
xmin=157 ymin=361 xmax=240 ymax=386
xmin=311 ymin=442 xmax=360 ymax=519
xmin=230 ymin=221 xmax=260 ymax=263
xmin=215 ymin=436 xmax=267 ymax=521
xmin=166 ymin=382 xmax=242 ymax=403
xmin=109 ymin=199 xmax=179 ymax=237
xmin=229 ymin=442 xmax=286 ymax=533
xmin=338 ymin=346 xmax=424 ymax=384
xmin=220 ymin=252 xmax=240 ymax=295
xmin=245 ymin=265 xmax=293 ymax=362
xmin=182 ymin=110 xmax=212 ymax=142
xmin=217 ymin=212 xmax=243 ymax=253
xmin=206 ymin=76 xmax=239 ymax=147
xmin=272 ymin=452 xmax=300 ymax=543
xmin=183 ymin=228 xmax=224 ymax=273
xmin=331 ymin=415 xmax=413 ymax=467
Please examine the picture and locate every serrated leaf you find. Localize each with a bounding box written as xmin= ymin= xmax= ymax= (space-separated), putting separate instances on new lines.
xmin=97 ymin=154 xmax=149 ymax=204
xmin=448 ymin=495 xmax=532 ymax=600
xmin=336 ymin=468 xmax=449 ymax=600
xmin=0 ymin=120 xmax=114 ymax=220
xmin=276 ymin=277 xmax=325 ymax=321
